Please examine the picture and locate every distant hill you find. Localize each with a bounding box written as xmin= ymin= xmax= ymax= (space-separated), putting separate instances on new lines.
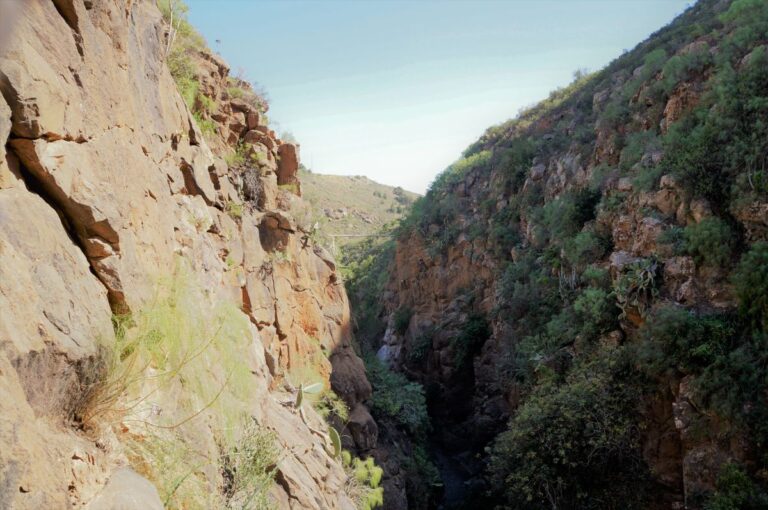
xmin=299 ymin=169 xmax=420 ymax=252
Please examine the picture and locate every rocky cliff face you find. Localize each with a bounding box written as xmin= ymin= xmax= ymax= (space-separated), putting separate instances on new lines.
xmin=0 ymin=1 xmax=372 ymax=508
xmin=357 ymin=0 xmax=768 ymax=507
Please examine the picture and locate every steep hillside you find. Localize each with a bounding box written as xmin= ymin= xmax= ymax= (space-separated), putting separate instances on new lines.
xmin=299 ymin=170 xmax=418 ymax=251
xmin=346 ymin=0 xmax=768 ymax=508
xmin=0 ymin=1 xmax=376 ymax=508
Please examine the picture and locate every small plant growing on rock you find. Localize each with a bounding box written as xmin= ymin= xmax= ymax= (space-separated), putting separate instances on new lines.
xmin=327 ymin=427 xmax=342 ymax=459
xmin=225 ymin=142 xmax=248 ymax=168
xmin=76 ymin=262 xmax=266 ymax=508
xmin=221 ymin=418 xmax=279 ymax=510
xmin=225 ymin=201 xmax=243 ymax=220
xmin=314 ymin=389 xmax=350 ymax=422
xmin=342 ymin=453 xmax=384 ymax=510
xmin=294 ymin=382 xmax=323 ymax=409
xmin=278 ymin=183 xmax=300 ymax=194
xmin=613 ymin=257 xmax=659 ymax=320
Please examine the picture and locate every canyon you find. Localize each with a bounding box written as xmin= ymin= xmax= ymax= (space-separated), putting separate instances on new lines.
xmin=2 ymin=0 xmax=768 ymax=509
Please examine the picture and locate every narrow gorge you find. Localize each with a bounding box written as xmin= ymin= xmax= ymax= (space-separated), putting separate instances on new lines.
xmin=1 ymin=1 xmax=768 ymax=510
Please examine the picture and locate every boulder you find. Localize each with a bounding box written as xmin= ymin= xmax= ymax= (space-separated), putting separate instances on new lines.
xmin=617 ymin=177 xmax=633 ymax=192
xmin=246 ymin=111 xmax=263 ymax=130
xmin=632 ymin=217 xmax=664 ymax=255
xmin=530 ymin=163 xmax=546 ymax=181
xmin=277 ymin=143 xmax=301 ymax=195
xmin=347 ymin=403 xmax=379 ymax=451
xmin=88 ymin=469 xmax=163 ymax=510
xmin=243 ymin=129 xmax=275 ymax=150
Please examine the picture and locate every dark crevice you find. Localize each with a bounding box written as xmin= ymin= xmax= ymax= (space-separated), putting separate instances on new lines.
xmin=7 ymin=139 xmax=126 ymax=315
xmin=51 ymin=0 xmax=84 ymax=58
xmin=179 ymin=159 xmax=212 ymax=205
xmin=11 ymin=146 xmax=84 ymax=254
xmin=273 ymin=470 xmax=293 ymax=501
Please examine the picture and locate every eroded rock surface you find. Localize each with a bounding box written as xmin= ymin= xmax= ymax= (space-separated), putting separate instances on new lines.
xmin=0 ymin=1 xmax=371 ymax=508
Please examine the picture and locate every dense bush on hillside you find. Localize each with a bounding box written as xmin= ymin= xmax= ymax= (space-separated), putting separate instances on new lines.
xmin=732 ymin=242 xmax=768 ymax=328
xmin=365 ymin=356 xmax=430 ymax=438
xmin=489 ymin=351 xmax=649 ymax=510
xmin=342 ymin=0 xmax=768 ymax=507
xmin=704 ymin=464 xmax=768 ymax=510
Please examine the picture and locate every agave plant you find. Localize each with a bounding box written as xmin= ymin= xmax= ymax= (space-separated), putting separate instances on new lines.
xmin=295 ymin=382 xmax=323 ymax=409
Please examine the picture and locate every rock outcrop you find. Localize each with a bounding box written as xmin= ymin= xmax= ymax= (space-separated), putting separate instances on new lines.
xmin=354 ymin=1 xmax=768 ymax=508
xmin=0 ymin=1 xmax=371 ymax=508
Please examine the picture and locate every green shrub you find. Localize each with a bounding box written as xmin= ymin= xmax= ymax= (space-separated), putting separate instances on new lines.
xmin=704 ymin=463 xmax=768 ymax=510
xmin=613 ymin=257 xmax=659 ymax=319
xmin=159 ymin=0 xmax=209 ymax=113
xmin=660 ymin=44 xmax=712 ymax=95
xmin=573 ymin=287 xmax=618 ymax=340
xmin=581 ymin=265 xmax=610 ymax=289
xmin=636 ymin=306 xmax=735 ymax=376
xmin=497 ymin=138 xmax=536 ymax=194
xmin=167 ymin=47 xmax=198 ymax=108
xmin=365 ymin=356 xmax=430 ymax=438
xmin=540 ymin=188 xmax=601 ymax=241
xmin=225 ymin=201 xmax=243 ymax=219
xmin=403 ymin=444 xmax=441 ymax=508
xmin=224 ymin=143 xmax=248 ymax=168
xmin=314 ymin=389 xmax=350 ymax=422
xmin=489 ymin=206 xmax=522 ymax=258
xmin=489 ymin=352 xmax=648 ymax=509
xmin=495 ymin=254 xmax=560 ymax=330
xmin=732 ymin=242 xmax=768 ymax=328
xmin=430 ymin=149 xmax=493 ymax=192
xmin=683 ymin=217 xmax=734 ymax=267
xmin=192 ymin=112 xmax=216 ymax=137
xmin=633 ymin=165 xmax=664 ymax=192
xmin=393 ymin=306 xmax=413 ymax=335
xmin=663 ymin=114 xmax=725 ymax=202
xmin=221 ymin=419 xmax=279 ymax=510
xmin=197 ymin=93 xmax=216 ymax=113
xmin=565 ymin=230 xmax=609 ymax=268
xmin=657 ymin=225 xmax=685 ymax=255
xmin=662 ymin=39 xmax=768 ymax=205
xmin=340 ymin=237 xmax=395 ymax=347
xmin=598 ymin=191 xmax=628 ymax=215
xmin=697 ymin=331 xmax=768 ymax=466
xmin=343 ymin=454 xmax=384 ymax=510
xmin=619 ymin=130 xmax=659 ymax=171
xmin=451 ymin=314 xmax=491 ymax=368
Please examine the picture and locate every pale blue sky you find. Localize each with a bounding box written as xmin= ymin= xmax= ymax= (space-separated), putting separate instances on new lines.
xmin=188 ymin=0 xmax=692 ymax=193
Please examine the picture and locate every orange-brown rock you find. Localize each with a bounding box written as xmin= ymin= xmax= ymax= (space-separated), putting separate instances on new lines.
xmin=277 ymin=142 xmax=302 ymax=195
xmin=0 ymin=1 xmax=370 ymax=508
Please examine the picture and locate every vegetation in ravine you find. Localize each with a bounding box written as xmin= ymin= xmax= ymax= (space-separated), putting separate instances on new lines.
xmin=343 ymin=0 xmax=768 ymax=508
